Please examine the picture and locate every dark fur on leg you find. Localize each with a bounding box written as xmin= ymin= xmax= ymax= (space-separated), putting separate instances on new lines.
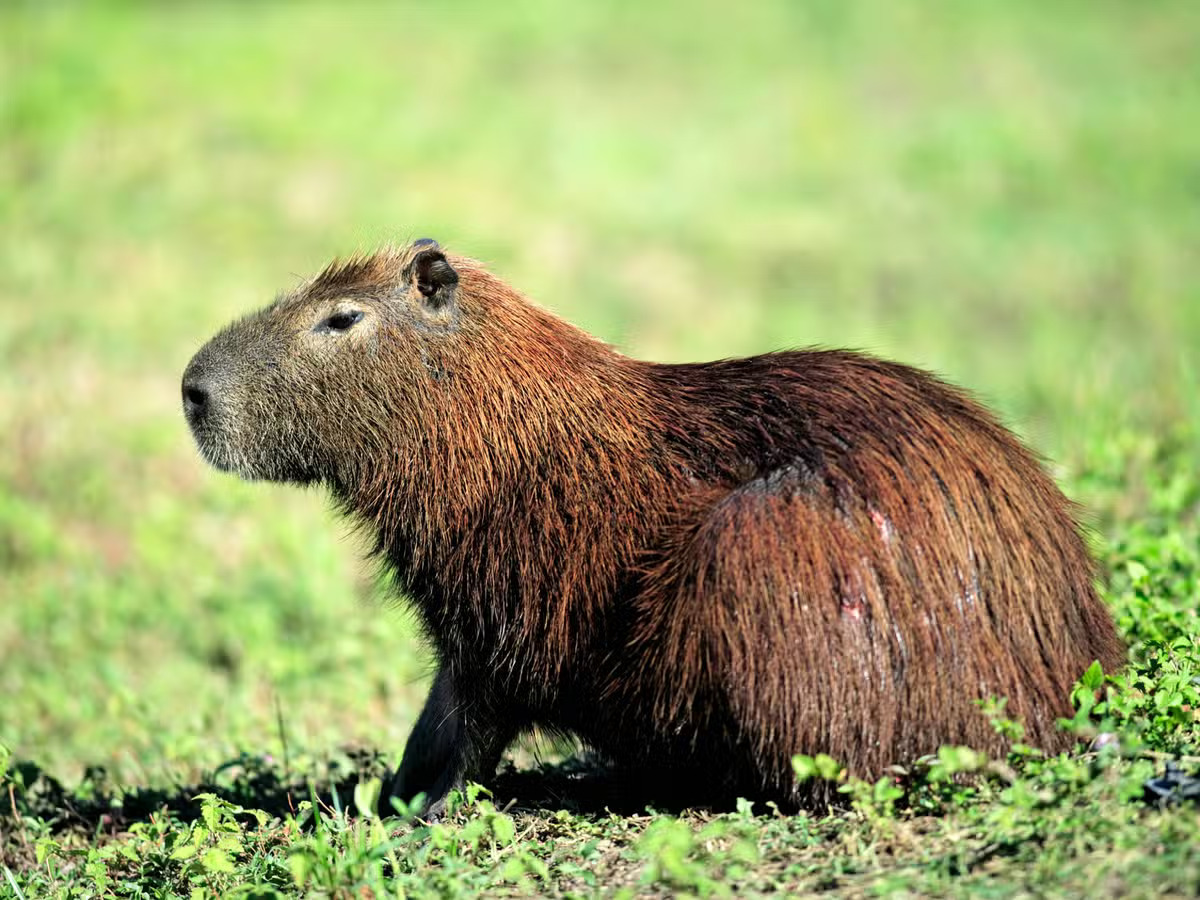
xmin=379 ymin=666 xmax=511 ymax=820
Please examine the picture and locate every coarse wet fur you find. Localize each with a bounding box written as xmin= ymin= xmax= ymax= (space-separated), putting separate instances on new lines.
xmin=182 ymin=239 xmax=1125 ymax=818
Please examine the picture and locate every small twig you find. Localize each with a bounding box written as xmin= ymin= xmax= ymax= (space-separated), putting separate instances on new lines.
xmin=274 ymin=693 xmax=291 ymax=779
xmin=1072 ymin=726 xmax=1200 ymax=767
xmin=7 ymin=784 xmax=27 ymax=852
xmin=1133 ymin=750 xmax=1200 ymax=766
xmin=1076 ymin=747 xmax=1200 ymax=766
xmin=984 ymin=760 xmax=1019 ymax=784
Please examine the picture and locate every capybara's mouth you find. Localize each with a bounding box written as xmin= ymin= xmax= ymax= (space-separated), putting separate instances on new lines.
xmin=186 ymin=415 xmax=323 ymax=485
xmin=184 ymin=418 xmax=239 ymax=476
xmin=181 ymin=378 xmax=235 ymax=473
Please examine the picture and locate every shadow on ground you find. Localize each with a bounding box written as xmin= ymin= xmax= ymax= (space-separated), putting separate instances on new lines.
xmin=1 ymin=749 xmax=709 ymax=840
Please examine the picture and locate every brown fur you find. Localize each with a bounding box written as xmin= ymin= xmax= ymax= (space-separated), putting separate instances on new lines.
xmin=182 ymin=240 xmax=1125 ymax=814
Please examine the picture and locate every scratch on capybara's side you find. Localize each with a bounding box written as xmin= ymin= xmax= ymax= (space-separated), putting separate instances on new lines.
xmin=182 ymin=239 xmax=1125 ymax=816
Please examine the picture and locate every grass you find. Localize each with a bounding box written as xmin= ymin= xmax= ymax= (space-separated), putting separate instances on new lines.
xmin=1 ymin=0 xmax=1198 ymax=896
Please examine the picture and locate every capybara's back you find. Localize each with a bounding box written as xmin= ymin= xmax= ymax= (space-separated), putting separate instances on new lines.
xmin=182 ymin=240 xmax=1125 ymax=815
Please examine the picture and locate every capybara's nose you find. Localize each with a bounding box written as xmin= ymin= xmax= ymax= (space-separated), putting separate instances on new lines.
xmin=182 ymin=377 xmax=210 ymax=421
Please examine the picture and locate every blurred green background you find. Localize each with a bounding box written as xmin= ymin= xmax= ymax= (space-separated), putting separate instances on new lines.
xmin=1 ymin=0 xmax=1197 ymax=785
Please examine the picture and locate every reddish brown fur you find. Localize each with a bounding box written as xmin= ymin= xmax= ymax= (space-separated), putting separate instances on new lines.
xmin=183 ymin=240 xmax=1125 ymax=814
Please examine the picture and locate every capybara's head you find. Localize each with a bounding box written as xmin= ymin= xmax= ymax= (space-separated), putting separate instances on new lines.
xmin=182 ymin=240 xmax=470 ymax=485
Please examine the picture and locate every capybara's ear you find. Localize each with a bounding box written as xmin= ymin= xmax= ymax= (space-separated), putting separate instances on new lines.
xmin=407 ymin=240 xmax=458 ymax=310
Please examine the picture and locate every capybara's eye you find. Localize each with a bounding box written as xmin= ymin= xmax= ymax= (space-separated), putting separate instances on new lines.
xmin=318 ymin=310 xmax=364 ymax=333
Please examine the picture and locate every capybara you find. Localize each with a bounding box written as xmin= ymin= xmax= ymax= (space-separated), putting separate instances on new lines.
xmin=182 ymin=239 xmax=1125 ymax=817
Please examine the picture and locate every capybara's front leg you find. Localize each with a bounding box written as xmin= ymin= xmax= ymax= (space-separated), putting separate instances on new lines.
xmin=379 ymin=666 xmax=509 ymax=820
